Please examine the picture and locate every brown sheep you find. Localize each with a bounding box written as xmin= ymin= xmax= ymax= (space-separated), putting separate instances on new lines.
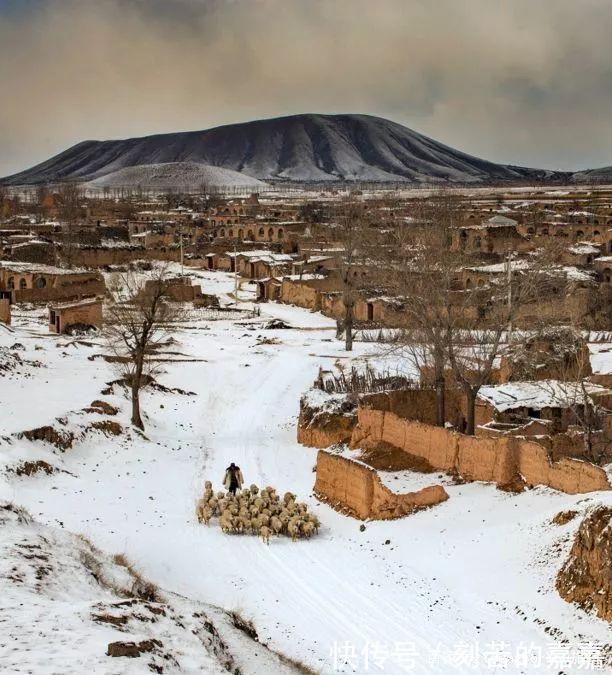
xmin=270 ymin=516 xmax=283 ymax=535
xmin=301 ymin=521 xmax=315 ymax=538
xmin=308 ymin=514 xmax=321 ymax=533
xmin=195 ymin=499 xmax=207 ymax=523
xmin=259 ymin=525 xmax=271 ymax=544
xmin=287 ymin=518 xmax=301 ymax=541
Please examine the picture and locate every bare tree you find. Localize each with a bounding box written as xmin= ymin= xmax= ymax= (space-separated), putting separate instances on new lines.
xmin=57 ymin=182 xmax=82 ymax=268
xmin=105 ymin=267 xmax=182 ymax=430
xmin=333 ymin=199 xmax=378 ymax=351
xmin=35 ymin=184 xmax=51 ymax=222
xmin=386 ymin=192 xmax=465 ymax=426
xmin=445 ymin=257 xmax=545 ymax=434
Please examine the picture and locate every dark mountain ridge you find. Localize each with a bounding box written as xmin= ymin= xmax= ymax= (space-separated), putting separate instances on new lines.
xmin=1 ymin=113 xmax=574 ymax=186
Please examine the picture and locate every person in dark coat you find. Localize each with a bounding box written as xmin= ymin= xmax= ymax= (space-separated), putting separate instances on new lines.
xmin=223 ymin=462 xmax=244 ymax=495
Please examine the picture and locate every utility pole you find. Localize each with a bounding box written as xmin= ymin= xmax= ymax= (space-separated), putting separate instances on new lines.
xmin=233 ymin=242 xmax=238 ymax=305
xmin=506 ymin=249 xmax=513 ymax=344
xmin=180 ymin=224 xmax=184 ymax=276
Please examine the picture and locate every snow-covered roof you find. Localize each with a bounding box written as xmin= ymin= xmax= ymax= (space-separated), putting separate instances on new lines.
xmin=228 ymin=250 xmax=293 ymax=263
xmin=49 ymin=296 xmax=101 ymax=310
xmin=0 ymin=261 xmax=91 ymax=275
xmin=10 ymin=239 xmax=51 ymax=249
xmin=561 ymin=266 xmax=595 ymax=283
xmin=485 ymin=215 xmax=518 ymax=227
xmin=478 ymin=380 xmax=609 ymax=412
xmin=568 ymin=243 xmax=600 ymax=255
xmin=466 ymin=260 xmax=531 ymax=274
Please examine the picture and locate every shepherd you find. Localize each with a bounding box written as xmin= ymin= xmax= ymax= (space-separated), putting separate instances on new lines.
xmin=223 ymin=462 xmax=244 ymax=495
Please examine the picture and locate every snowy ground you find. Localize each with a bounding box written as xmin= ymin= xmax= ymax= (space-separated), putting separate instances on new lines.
xmin=0 ymin=268 xmax=611 ymax=674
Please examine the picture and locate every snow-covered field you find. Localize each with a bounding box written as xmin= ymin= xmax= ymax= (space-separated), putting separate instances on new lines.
xmin=0 ymin=268 xmax=610 ymax=674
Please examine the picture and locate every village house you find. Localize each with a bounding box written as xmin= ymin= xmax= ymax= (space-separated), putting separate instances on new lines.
xmin=594 ymin=255 xmax=612 ymax=283
xmin=561 ymin=242 xmax=601 ymax=266
xmin=142 ymin=276 xmax=203 ymax=302
xmin=9 ymin=239 xmax=56 ymax=266
xmin=48 ymin=297 xmax=103 ymax=334
xmin=452 ymin=216 xmax=531 ymax=255
xmin=0 ymin=262 xmax=106 ymax=304
xmin=474 ymin=380 xmax=612 ymax=433
xmin=459 ymin=259 xmax=531 ymax=290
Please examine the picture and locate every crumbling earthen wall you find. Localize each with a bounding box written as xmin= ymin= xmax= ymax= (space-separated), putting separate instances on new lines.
xmin=313 ymin=450 xmax=449 ymax=520
xmin=556 ymin=506 xmax=612 ymax=622
xmin=0 ymin=298 xmax=10 ymax=324
xmin=362 ymin=389 xmax=464 ymax=427
xmin=12 ymin=277 xmax=106 ymax=304
xmin=351 ymin=408 xmax=610 ymax=494
xmin=297 ymin=396 xmax=356 ymax=448
xmin=280 ymin=280 xmax=321 ymax=311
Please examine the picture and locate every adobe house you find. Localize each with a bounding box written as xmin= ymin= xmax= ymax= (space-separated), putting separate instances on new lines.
xmin=499 ymin=329 xmax=592 ymax=383
xmin=0 ymin=262 xmax=106 ymax=304
xmin=452 ymin=216 xmax=531 ymax=255
xmin=143 ymin=276 xmax=203 ymax=302
xmin=460 ymin=259 xmax=531 ymax=290
xmin=562 ymin=242 xmax=601 ymax=266
xmin=594 ymin=255 xmax=612 ymax=283
xmin=234 ymin=251 xmax=294 ymax=279
xmin=10 ymin=239 xmax=56 ymax=266
xmin=48 ymin=297 xmax=103 ymax=334
xmin=256 ymin=277 xmax=283 ymax=302
xmin=474 ymin=380 xmax=612 ymax=433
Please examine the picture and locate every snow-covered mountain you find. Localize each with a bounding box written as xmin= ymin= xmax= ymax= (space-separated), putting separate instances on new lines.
xmin=1 ymin=113 xmax=567 ymax=185
xmin=84 ymin=161 xmax=267 ymax=190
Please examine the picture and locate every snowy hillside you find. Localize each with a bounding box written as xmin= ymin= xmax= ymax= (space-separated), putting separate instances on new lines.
xmin=85 ymin=161 xmax=267 ymax=191
xmin=0 ymin=501 xmax=304 ymax=674
xmin=573 ymin=166 xmax=612 ymax=182
xmin=0 ymin=268 xmax=610 ymax=673
xmin=0 ymin=114 xmax=566 ymax=185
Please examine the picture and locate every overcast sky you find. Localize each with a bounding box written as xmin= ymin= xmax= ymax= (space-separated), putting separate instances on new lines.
xmin=1 ymin=0 xmax=611 ymax=176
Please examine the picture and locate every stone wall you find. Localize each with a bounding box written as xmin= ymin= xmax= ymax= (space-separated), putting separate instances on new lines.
xmin=313 ymin=450 xmax=449 ymax=520
xmin=351 ymin=408 xmax=610 ymax=494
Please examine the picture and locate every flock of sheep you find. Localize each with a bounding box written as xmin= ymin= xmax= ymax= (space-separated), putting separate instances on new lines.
xmin=196 ymin=481 xmax=320 ymax=543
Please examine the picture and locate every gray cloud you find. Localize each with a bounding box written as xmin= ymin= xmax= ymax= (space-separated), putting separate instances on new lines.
xmin=1 ymin=0 xmax=611 ymax=176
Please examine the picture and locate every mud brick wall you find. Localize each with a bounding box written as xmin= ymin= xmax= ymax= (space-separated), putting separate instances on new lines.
xmin=351 ymin=408 xmax=610 ymax=495
xmin=313 ymin=451 xmax=448 ymax=520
